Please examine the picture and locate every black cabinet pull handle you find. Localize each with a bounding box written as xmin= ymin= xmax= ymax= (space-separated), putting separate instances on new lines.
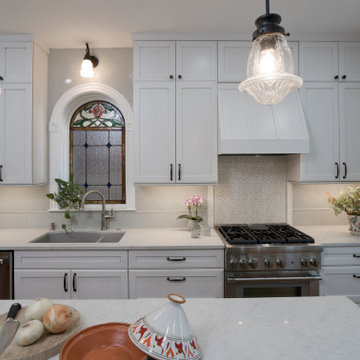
xmin=73 ymin=273 xmax=77 ymax=292
xmin=0 ymin=165 xmax=3 ymax=182
xmin=0 ymin=76 xmax=3 ymax=81
xmin=342 ymin=75 xmax=347 ymax=80
xmin=334 ymin=75 xmax=339 ymax=80
xmin=343 ymin=162 xmax=347 ymax=179
xmin=353 ymin=254 xmax=360 ymax=258
xmin=170 ymin=164 xmax=173 ymax=181
xmin=167 ymin=257 xmax=186 ymax=262
xmin=167 ymin=277 xmax=186 ymax=282
xmin=178 ymin=75 xmax=182 ymax=79
xmin=63 ymin=273 xmax=68 ymax=292
xmin=335 ymin=162 xmax=339 ymax=179
xmin=178 ymin=164 xmax=181 ymax=181
xmin=169 ymin=75 xmax=174 ymax=79
xmin=353 ymin=274 xmax=360 ymax=278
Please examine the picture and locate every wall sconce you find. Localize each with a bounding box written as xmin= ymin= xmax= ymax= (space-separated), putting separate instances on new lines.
xmin=80 ymin=43 xmax=99 ymax=78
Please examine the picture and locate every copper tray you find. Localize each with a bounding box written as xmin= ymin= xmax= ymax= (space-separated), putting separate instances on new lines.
xmin=60 ymin=322 xmax=150 ymax=360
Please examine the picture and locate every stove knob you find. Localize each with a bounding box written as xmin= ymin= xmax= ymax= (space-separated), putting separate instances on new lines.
xmin=229 ymin=257 xmax=238 ymax=267
xmin=239 ymin=258 xmax=248 ymax=268
xmin=275 ymin=258 xmax=284 ymax=267
xmin=309 ymin=258 xmax=318 ymax=267
xmin=300 ymin=258 xmax=308 ymax=267
xmin=264 ymin=258 xmax=273 ymax=267
xmin=248 ymin=258 xmax=257 ymax=269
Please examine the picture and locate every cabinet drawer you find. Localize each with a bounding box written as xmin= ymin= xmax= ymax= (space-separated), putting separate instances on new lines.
xmin=129 ymin=249 xmax=224 ymax=269
xmin=321 ymin=266 xmax=360 ymax=296
xmin=322 ymin=247 xmax=360 ymax=266
xmin=129 ymin=269 xmax=224 ymax=298
xmin=15 ymin=251 xmax=128 ymax=269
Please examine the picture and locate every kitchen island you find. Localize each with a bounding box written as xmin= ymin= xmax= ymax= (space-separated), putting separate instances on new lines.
xmin=0 ymin=296 xmax=359 ymax=360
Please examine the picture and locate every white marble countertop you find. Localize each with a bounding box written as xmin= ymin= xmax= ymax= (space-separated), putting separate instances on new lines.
xmin=1 ymin=296 xmax=359 ymax=360
xmin=297 ymin=225 xmax=360 ymax=247
xmin=0 ymin=228 xmax=225 ymax=250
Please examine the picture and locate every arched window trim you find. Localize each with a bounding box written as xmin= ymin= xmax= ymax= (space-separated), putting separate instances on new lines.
xmin=49 ymin=83 xmax=135 ymax=212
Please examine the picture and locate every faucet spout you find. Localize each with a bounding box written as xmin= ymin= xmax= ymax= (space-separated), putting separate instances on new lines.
xmin=81 ymin=190 xmax=113 ymax=230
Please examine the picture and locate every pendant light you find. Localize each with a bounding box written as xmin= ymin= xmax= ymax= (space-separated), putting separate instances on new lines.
xmin=80 ymin=43 xmax=99 ymax=78
xmin=238 ymin=0 xmax=303 ymax=105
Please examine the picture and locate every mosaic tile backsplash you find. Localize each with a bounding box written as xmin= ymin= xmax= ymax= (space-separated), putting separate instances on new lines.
xmin=214 ymin=155 xmax=287 ymax=224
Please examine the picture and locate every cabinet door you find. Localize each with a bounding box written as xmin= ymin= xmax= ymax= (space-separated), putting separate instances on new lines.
xmin=71 ymin=270 xmax=128 ymax=299
xmin=339 ymin=83 xmax=360 ymax=181
xmin=0 ymin=42 xmax=32 ymax=83
xmin=0 ymin=84 xmax=32 ymax=184
xmin=14 ymin=270 xmax=71 ymax=299
xmin=176 ymin=41 xmax=217 ymax=81
xmin=299 ymin=42 xmax=338 ymax=81
xmin=133 ymin=41 xmax=175 ymax=81
xmin=176 ymin=82 xmax=217 ymax=183
xmin=339 ymin=42 xmax=360 ymax=82
xmin=218 ymin=41 xmax=252 ymax=82
xmin=299 ymin=83 xmax=340 ymax=181
xmin=129 ymin=269 xmax=224 ymax=299
xmin=134 ymin=81 xmax=176 ymax=183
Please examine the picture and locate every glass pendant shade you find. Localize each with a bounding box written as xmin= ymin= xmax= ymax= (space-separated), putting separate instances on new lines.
xmin=238 ymin=33 xmax=303 ymax=105
xmin=80 ymin=59 xmax=94 ymax=78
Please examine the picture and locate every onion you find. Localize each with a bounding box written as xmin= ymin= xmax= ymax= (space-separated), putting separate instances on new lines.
xmin=43 ymin=305 xmax=72 ymax=334
xmin=15 ymin=320 xmax=44 ymax=346
xmin=24 ymin=298 xmax=53 ymax=321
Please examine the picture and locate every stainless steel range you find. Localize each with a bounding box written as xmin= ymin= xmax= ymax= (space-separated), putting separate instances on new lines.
xmin=216 ymin=224 xmax=322 ymax=298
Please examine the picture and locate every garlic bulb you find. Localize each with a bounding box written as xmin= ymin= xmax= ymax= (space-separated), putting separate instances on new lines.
xmin=24 ymin=298 xmax=53 ymax=322
xmin=43 ymin=305 xmax=72 ymax=334
xmin=15 ymin=320 xmax=44 ymax=346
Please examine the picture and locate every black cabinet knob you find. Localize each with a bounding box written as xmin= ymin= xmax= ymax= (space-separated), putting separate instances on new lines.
xmin=178 ymin=75 xmax=182 ymax=79
xmin=342 ymin=75 xmax=347 ymax=80
xmin=334 ymin=75 xmax=339 ymax=80
xmin=169 ymin=75 xmax=174 ymax=79
xmin=0 ymin=76 xmax=3 ymax=81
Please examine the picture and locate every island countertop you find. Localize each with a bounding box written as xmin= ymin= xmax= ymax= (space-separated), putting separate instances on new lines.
xmin=1 ymin=296 xmax=359 ymax=360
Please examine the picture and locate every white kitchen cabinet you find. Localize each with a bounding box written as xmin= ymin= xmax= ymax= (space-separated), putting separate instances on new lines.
xmin=299 ymin=42 xmax=338 ymax=81
xmin=0 ymin=41 xmax=32 ymax=83
xmin=176 ymin=41 xmax=217 ymax=81
xmin=133 ymin=41 xmax=175 ymax=81
xmin=339 ymin=43 xmax=360 ymax=82
xmin=128 ymin=249 xmax=224 ymax=299
xmin=0 ymin=84 xmax=32 ymax=183
xmin=134 ymin=81 xmax=176 ymax=183
xmin=134 ymin=40 xmax=218 ymax=184
xmin=218 ymin=41 xmax=298 ymax=82
xmin=321 ymin=246 xmax=360 ymax=304
xmin=0 ymin=37 xmax=48 ymax=185
xmin=288 ymin=82 xmax=360 ymax=182
xmin=14 ymin=251 xmax=128 ymax=299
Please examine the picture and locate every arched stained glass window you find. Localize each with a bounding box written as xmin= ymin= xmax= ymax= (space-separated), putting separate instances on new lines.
xmin=70 ymin=100 xmax=126 ymax=204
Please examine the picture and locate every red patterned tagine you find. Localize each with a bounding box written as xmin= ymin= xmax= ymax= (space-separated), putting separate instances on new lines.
xmin=128 ymin=294 xmax=201 ymax=360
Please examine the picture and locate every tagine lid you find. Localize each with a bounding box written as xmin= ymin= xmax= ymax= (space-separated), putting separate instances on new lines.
xmin=128 ymin=293 xmax=201 ymax=360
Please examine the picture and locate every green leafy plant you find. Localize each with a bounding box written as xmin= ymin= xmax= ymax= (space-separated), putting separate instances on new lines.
xmin=47 ymin=174 xmax=84 ymax=231
xmin=327 ymin=187 xmax=360 ymax=216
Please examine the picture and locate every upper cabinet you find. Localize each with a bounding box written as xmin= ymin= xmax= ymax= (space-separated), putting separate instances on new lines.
xmin=0 ymin=37 xmax=48 ymax=185
xmin=218 ymin=41 xmax=299 ymax=82
xmin=133 ymin=40 xmax=217 ymax=184
xmin=300 ymin=42 xmax=360 ymax=81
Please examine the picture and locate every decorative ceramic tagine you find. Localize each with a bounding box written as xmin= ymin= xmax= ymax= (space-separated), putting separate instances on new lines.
xmin=128 ymin=294 xmax=201 ymax=360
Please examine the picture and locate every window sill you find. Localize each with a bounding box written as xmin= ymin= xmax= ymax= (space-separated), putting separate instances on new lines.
xmin=48 ymin=206 xmax=136 ymax=212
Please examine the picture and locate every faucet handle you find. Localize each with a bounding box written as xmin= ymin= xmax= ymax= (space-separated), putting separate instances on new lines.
xmin=105 ymin=208 xmax=114 ymax=219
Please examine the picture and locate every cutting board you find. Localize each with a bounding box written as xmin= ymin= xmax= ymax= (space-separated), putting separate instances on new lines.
xmin=0 ymin=305 xmax=81 ymax=360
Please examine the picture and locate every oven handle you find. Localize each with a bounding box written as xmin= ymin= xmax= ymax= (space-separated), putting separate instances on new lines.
xmin=227 ymin=276 xmax=322 ymax=282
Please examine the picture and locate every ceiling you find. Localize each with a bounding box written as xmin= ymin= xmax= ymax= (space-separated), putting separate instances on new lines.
xmin=1 ymin=0 xmax=360 ymax=48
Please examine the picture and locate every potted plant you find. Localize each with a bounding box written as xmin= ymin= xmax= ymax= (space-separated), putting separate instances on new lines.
xmin=47 ymin=174 xmax=84 ymax=232
xmin=177 ymin=195 xmax=204 ymax=234
xmin=327 ymin=186 xmax=360 ymax=234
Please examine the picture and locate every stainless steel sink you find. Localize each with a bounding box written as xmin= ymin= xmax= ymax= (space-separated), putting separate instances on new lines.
xmin=30 ymin=231 xmax=125 ymax=243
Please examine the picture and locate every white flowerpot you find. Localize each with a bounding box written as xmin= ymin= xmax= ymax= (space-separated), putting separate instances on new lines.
xmin=347 ymin=215 xmax=360 ymax=235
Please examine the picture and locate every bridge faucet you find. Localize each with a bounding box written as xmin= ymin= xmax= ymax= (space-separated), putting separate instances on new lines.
xmin=80 ymin=190 xmax=114 ymax=230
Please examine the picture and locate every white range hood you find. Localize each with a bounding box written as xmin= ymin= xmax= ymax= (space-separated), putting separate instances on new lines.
xmin=218 ymin=84 xmax=309 ymax=154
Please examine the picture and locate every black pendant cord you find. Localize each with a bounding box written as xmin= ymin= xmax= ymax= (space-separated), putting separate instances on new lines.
xmin=266 ymin=0 xmax=270 ymax=14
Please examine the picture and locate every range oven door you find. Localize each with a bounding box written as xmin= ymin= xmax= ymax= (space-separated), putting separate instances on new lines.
xmin=225 ymin=271 xmax=322 ymax=298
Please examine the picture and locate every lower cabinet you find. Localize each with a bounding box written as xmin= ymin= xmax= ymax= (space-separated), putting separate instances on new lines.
xmin=128 ymin=249 xmax=224 ymax=299
xmin=14 ymin=251 xmax=128 ymax=299
xmin=321 ymin=246 xmax=360 ymax=303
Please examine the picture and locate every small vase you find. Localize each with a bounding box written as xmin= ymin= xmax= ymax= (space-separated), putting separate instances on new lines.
xmin=187 ymin=219 xmax=200 ymax=232
xmin=347 ymin=214 xmax=360 ymax=235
